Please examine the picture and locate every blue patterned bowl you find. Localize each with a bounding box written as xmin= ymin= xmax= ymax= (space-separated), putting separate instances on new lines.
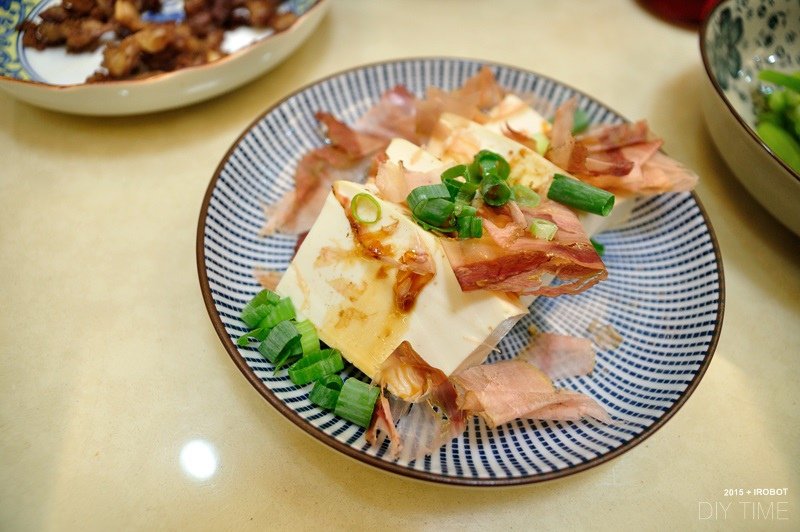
xmin=0 ymin=0 xmax=328 ymax=115
xmin=197 ymin=58 xmax=724 ymax=486
xmin=700 ymin=0 xmax=800 ymax=235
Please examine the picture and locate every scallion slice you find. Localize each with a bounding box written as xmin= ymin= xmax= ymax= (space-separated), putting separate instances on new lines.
xmin=572 ymin=108 xmax=590 ymax=134
xmin=258 ymin=320 xmax=300 ymax=367
xmin=350 ymin=193 xmax=381 ymax=224
xmin=454 ymin=181 xmax=478 ymax=204
xmin=442 ymin=169 xmax=477 ymax=201
xmin=591 ymin=238 xmax=605 ymax=256
xmin=457 ymin=215 xmax=483 ymax=239
xmin=547 ymin=174 xmax=615 ymax=216
xmin=529 ymin=218 xmax=558 ymax=241
xmin=480 ymin=173 xmax=513 ymax=206
xmin=309 ymin=374 xmax=344 ymax=410
xmin=530 ymin=132 xmax=550 ymax=156
xmin=454 ymin=203 xmax=477 ymax=218
xmin=288 ymin=349 xmax=345 ymax=386
xmin=413 ymin=197 xmax=456 ymax=229
xmin=236 ymin=327 xmax=269 ymax=347
xmin=474 ymin=150 xmax=511 ymax=180
xmin=406 ymin=184 xmax=451 ymax=211
xmin=257 ymin=297 xmax=296 ymax=330
xmin=512 ymin=184 xmax=540 ymax=208
xmin=294 ymin=319 xmax=320 ymax=356
xmin=441 ymin=163 xmax=472 ymax=181
xmin=240 ymin=290 xmax=281 ymax=328
xmin=334 ymin=378 xmax=381 ymax=428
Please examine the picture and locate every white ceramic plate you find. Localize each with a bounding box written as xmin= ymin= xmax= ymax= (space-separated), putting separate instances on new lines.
xmin=0 ymin=0 xmax=328 ymax=115
xmin=197 ymin=58 xmax=725 ymax=486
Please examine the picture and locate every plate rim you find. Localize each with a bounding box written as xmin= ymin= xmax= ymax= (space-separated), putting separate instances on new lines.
xmin=195 ymin=56 xmax=726 ymax=487
xmin=0 ymin=0 xmax=328 ymax=90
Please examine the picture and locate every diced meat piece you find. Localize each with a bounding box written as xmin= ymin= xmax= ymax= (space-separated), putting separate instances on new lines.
xmin=269 ymin=10 xmax=297 ymax=31
xmin=133 ymin=23 xmax=173 ymax=53
xmin=63 ymin=0 xmax=97 ymax=17
xmin=65 ymin=19 xmax=112 ymax=52
xmin=38 ymin=6 xmax=69 ymax=23
xmin=102 ymin=36 xmax=142 ymax=78
xmin=114 ymin=0 xmax=144 ymax=31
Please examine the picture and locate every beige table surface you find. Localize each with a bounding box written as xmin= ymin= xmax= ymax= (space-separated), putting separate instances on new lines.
xmin=2 ymin=1 xmax=799 ymax=530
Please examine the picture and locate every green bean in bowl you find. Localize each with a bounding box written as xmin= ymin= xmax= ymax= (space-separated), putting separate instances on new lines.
xmin=700 ymin=0 xmax=800 ymax=236
xmin=754 ymin=70 xmax=800 ymax=172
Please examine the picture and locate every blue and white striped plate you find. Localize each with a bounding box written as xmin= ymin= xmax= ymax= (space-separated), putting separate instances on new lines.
xmin=197 ymin=58 xmax=724 ymax=486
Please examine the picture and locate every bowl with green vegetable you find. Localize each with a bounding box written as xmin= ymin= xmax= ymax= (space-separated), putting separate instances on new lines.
xmin=700 ymin=0 xmax=800 ymax=236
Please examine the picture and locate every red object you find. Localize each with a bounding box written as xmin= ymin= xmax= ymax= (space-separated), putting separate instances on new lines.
xmin=638 ymin=0 xmax=720 ymax=26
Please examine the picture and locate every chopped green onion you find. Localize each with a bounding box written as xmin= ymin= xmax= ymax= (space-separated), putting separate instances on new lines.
xmin=480 ymin=173 xmax=513 ymax=206
xmin=258 ymin=320 xmax=300 ymax=368
xmin=591 ymin=238 xmax=605 ymax=256
xmin=549 ymin=108 xmax=592 ymax=135
xmin=529 ymin=218 xmax=558 ymax=241
xmin=406 ymin=184 xmax=451 ymax=211
xmin=442 ymin=176 xmax=463 ymax=199
xmin=473 ymin=150 xmax=511 ymax=180
xmin=530 ymin=132 xmax=550 ymax=156
xmin=288 ymin=349 xmax=345 ymax=386
xmin=294 ymin=319 xmax=320 ymax=356
xmin=547 ymin=174 xmax=615 ymax=216
xmin=454 ymin=181 xmax=478 ymax=204
xmin=309 ymin=374 xmax=344 ymax=410
xmin=457 ymin=215 xmax=483 ymax=239
xmin=240 ymin=290 xmax=281 ymax=328
xmin=441 ymin=164 xmax=475 ymax=189
xmin=441 ymin=167 xmax=478 ymax=202
xmin=759 ymin=69 xmax=800 ymax=93
xmin=257 ymin=297 xmax=296 ymax=330
xmin=413 ymin=198 xmax=456 ymax=229
xmin=572 ymin=108 xmax=590 ymax=134
xmin=334 ymin=378 xmax=381 ymax=428
xmin=350 ymin=193 xmax=381 ymax=224
xmin=236 ymin=327 xmax=269 ymax=347
xmin=512 ymin=184 xmax=540 ymax=208
xmin=454 ymin=203 xmax=477 ymax=218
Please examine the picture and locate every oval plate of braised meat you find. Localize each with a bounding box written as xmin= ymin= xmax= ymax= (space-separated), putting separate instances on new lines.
xmin=0 ymin=0 xmax=328 ymax=115
xmin=197 ymin=58 xmax=725 ymax=485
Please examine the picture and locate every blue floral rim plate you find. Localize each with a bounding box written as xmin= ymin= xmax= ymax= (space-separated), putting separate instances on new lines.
xmin=0 ymin=0 xmax=318 ymax=83
xmin=0 ymin=0 xmax=327 ymax=115
xmin=197 ymin=58 xmax=725 ymax=486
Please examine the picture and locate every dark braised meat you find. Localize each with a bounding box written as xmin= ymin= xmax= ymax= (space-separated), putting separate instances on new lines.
xmin=18 ymin=0 xmax=300 ymax=82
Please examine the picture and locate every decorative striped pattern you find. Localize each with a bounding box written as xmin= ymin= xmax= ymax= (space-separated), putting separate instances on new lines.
xmin=198 ymin=58 xmax=723 ymax=485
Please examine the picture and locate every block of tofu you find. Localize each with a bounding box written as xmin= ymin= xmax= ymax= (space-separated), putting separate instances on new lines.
xmin=276 ymin=180 xmax=527 ymax=395
xmin=426 ymin=112 xmax=566 ymax=193
xmin=483 ymin=94 xmax=550 ymax=139
xmin=384 ymin=138 xmax=443 ymax=172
